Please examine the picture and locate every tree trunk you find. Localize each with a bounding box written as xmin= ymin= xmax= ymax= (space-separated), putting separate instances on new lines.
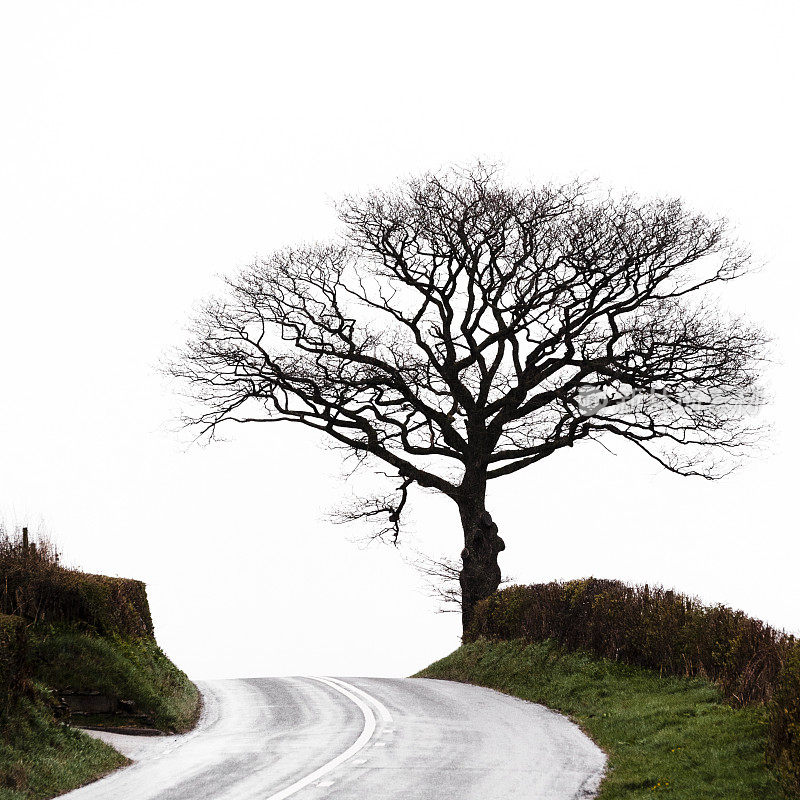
xmin=458 ymin=485 xmax=505 ymax=634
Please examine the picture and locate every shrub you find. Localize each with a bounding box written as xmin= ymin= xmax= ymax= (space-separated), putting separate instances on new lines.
xmin=468 ymin=578 xmax=793 ymax=705
xmin=0 ymin=531 xmax=153 ymax=638
xmin=0 ymin=614 xmax=29 ymax=713
xmin=767 ymin=647 xmax=800 ymax=795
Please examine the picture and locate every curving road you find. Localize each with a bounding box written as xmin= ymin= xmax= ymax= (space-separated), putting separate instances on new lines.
xmin=63 ymin=677 xmax=605 ymax=800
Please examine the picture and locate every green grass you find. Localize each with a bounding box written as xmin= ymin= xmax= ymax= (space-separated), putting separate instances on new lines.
xmin=0 ymin=626 xmax=200 ymax=799
xmin=0 ymin=687 xmax=125 ymax=800
xmin=29 ymin=627 xmax=200 ymax=733
xmin=1 ymin=545 xmax=198 ymax=798
xmin=416 ymin=638 xmax=790 ymax=800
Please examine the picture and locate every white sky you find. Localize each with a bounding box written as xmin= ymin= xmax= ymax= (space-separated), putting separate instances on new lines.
xmin=1 ymin=1 xmax=798 ymax=680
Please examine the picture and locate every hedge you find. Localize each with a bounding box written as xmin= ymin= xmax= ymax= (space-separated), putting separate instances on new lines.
xmin=1 ymin=554 xmax=153 ymax=639
xmin=0 ymin=614 xmax=29 ymax=712
xmin=467 ymin=578 xmax=799 ymax=793
xmin=468 ymin=578 xmax=792 ymax=704
xmin=768 ymin=647 xmax=800 ymax=795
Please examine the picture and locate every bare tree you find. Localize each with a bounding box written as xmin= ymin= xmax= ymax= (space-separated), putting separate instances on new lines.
xmin=170 ymin=165 xmax=767 ymax=631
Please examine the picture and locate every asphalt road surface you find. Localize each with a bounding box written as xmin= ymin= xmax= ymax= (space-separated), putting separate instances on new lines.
xmin=64 ymin=677 xmax=605 ymax=800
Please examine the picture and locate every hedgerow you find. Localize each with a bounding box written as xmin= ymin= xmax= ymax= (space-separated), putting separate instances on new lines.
xmin=0 ymin=615 xmax=28 ymax=714
xmin=768 ymin=647 xmax=800 ymax=795
xmin=0 ymin=534 xmax=153 ymax=638
xmin=1 ymin=529 xmax=198 ymax=797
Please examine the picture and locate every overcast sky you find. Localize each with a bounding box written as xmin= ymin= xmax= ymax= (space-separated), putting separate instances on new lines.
xmin=1 ymin=2 xmax=798 ymax=680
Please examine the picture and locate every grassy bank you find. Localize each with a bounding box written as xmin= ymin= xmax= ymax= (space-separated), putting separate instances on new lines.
xmin=31 ymin=627 xmax=200 ymax=733
xmin=465 ymin=578 xmax=800 ymax=794
xmin=0 ymin=629 xmax=199 ymax=800
xmin=417 ymin=639 xmax=787 ymax=799
xmin=0 ymin=687 xmax=125 ymax=800
xmin=1 ymin=528 xmax=200 ymax=799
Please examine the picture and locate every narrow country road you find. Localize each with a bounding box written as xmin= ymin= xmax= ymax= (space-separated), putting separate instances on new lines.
xmin=63 ymin=677 xmax=606 ymax=800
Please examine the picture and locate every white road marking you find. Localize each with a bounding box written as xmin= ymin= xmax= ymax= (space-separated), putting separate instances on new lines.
xmin=323 ymin=677 xmax=394 ymax=724
xmin=259 ymin=677 xmax=378 ymax=800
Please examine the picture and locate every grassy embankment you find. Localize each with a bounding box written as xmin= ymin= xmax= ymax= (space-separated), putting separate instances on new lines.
xmin=417 ymin=578 xmax=799 ymax=799
xmin=0 ymin=530 xmax=199 ymax=800
xmin=0 ymin=684 xmax=125 ymax=800
xmin=418 ymin=638 xmax=783 ymax=799
xmin=30 ymin=628 xmax=200 ymax=734
xmin=1 ymin=632 xmax=199 ymax=800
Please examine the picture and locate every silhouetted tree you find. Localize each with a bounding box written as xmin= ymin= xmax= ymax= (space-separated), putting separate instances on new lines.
xmin=171 ymin=166 xmax=767 ymax=630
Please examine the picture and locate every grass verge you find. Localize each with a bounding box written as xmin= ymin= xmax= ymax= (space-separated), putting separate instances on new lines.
xmin=30 ymin=627 xmax=200 ymax=733
xmin=0 ymin=686 xmax=125 ymax=800
xmin=416 ymin=638 xmax=789 ymax=799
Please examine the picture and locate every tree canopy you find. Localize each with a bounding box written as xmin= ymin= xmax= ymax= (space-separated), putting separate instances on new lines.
xmin=171 ymin=165 xmax=767 ymax=625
